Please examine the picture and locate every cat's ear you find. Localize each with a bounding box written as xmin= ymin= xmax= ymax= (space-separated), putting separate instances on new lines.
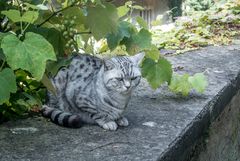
xmin=103 ymin=59 xmax=115 ymax=71
xmin=130 ymin=52 xmax=145 ymax=65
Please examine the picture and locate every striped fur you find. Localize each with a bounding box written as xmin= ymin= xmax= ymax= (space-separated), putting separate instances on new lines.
xmin=42 ymin=105 xmax=84 ymax=128
xmin=42 ymin=53 xmax=145 ymax=130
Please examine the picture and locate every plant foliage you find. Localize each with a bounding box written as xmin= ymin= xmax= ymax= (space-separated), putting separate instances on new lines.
xmin=0 ymin=0 xmax=208 ymax=120
xmin=169 ymin=73 xmax=208 ymax=96
xmin=152 ymin=0 xmax=240 ymax=54
xmin=184 ymin=0 xmax=214 ymax=11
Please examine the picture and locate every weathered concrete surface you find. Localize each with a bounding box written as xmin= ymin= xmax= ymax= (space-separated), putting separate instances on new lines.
xmin=0 ymin=45 xmax=240 ymax=161
xmin=192 ymin=90 xmax=240 ymax=161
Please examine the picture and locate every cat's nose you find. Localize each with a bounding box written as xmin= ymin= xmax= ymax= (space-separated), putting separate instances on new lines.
xmin=124 ymin=80 xmax=131 ymax=89
xmin=126 ymin=85 xmax=130 ymax=89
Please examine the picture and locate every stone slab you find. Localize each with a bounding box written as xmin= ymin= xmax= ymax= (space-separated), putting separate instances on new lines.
xmin=0 ymin=45 xmax=240 ymax=161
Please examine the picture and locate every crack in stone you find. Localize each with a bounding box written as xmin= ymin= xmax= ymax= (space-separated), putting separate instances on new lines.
xmin=88 ymin=141 xmax=133 ymax=152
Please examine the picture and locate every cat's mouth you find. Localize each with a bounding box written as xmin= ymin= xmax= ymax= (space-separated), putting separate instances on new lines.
xmin=121 ymin=88 xmax=132 ymax=94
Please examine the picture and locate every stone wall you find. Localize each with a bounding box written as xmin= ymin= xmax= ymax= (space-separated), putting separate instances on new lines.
xmin=193 ymin=90 xmax=240 ymax=161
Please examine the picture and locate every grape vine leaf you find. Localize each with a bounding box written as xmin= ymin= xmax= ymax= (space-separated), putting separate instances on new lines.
xmin=36 ymin=4 xmax=49 ymax=10
xmin=46 ymin=57 xmax=72 ymax=76
xmin=107 ymin=21 xmax=133 ymax=50
xmin=62 ymin=6 xmax=86 ymax=28
xmin=0 ymin=32 xmax=9 ymax=43
xmin=136 ymin=16 xmax=148 ymax=29
xmin=117 ymin=6 xmax=130 ymax=18
xmin=169 ymin=74 xmax=192 ymax=96
xmin=1 ymin=10 xmax=39 ymax=23
xmin=28 ymin=27 xmax=65 ymax=56
xmin=124 ymin=28 xmax=152 ymax=54
xmin=0 ymin=51 xmax=5 ymax=61
xmin=41 ymin=74 xmax=56 ymax=95
xmin=145 ymin=45 xmax=160 ymax=61
xmin=188 ymin=73 xmax=208 ymax=93
xmin=1 ymin=32 xmax=56 ymax=81
xmin=21 ymin=11 xmax=39 ymax=23
xmin=132 ymin=5 xmax=145 ymax=10
xmin=0 ymin=68 xmax=17 ymax=105
xmin=142 ymin=57 xmax=172 ymax=89
xmin=0 ymin=33 xmax=9 ymax=61
xmin=86 ymin=3 xmax=118 ymax=40
xmin=1 ymin=10 xmax=21 ymax=22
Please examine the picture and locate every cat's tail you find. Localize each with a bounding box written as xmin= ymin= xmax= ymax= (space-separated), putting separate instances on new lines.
xmin=41 ymin=105 xmax=84 ymax=128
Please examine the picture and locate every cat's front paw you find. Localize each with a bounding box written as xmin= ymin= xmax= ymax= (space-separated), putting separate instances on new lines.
xmin=102 ymin=121 xmax=118 ymax=131
xmin=117 ymin=117 xmax=129 ymax=127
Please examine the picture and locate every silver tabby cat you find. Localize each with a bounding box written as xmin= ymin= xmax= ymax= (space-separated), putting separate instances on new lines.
xmin=42 ymin=52 xmax=145 ymax=130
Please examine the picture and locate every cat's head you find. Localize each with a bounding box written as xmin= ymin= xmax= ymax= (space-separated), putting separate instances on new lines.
xmin=102 ymin=52 xmax=145 ymax=94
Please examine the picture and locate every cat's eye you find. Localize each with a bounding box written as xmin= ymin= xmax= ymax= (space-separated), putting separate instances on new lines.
xmin=131 ymin=76 xmax=139 ymax=80
xmin=116 ymin=77 xmax=123 ymax=81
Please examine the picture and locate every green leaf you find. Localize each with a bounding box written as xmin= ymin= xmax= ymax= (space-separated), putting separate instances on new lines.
xmin=142 ymin=57 xmax=172 ymax=89
xmin=0 ymin=50 xmax=5 ymax=61
xmin=15 ymin=69 xmax=28 ymax=82
xmin=145 ymin=45 xmax=160 ymax=61
xmin=86 ymin=3 xmax=118 ymax=40
xmin=136 ymin=16 xmax=148 ymax=29
xmin=151 ymin=19 xmax=162 ymax=26
xmin=0 ymin=32 xmax=10 ymax=44
xmin=1 ymin=10 xmax=21 ymax=22
xmin=188 ymin=73 xmax=208 ymax=93
xmin=125 ymin=1 xmax=133 ymax=6
xmin=124 ymin=28 xmax=152 ymax=54
xmin=169 ymin=74 xmax=192 ymax=96
xmin=107 ymin=21 xmax=133 ymax=50
xmin=27 ymin=27 xmax=65 ymax=56
xmin=117 ymin=6 xmax=130 ymax=18
xmin=62 ymin=6 xmax=86 ymax=28
xmin=132 ymin=29 xmax=152 ymax=48
xmin=1 ymin=32 xmax=56 ymax=81
xmin=41 ymin=74 xmax=56 ymax=95
xmin=0 ymin=33 xmax=9 ymax=61
xmin=36 ymin=4 xmax=49 ymax=10
xmin=1 ymin=10 xmax=39 ymax=23
xmin=151 ymin=14 xmax=163 ymax=26
xmin=23 ymin=92 xmax=41 ymax=106
xmin=95 ymin=0 xmax=105 ymax=7
xmin=132 ymin=5 xmax=145 ymax=10
xmin=46 ymin=57 xmax=71 ymax=76
xmin=16 ymin=99 xmax=31 ymax=110
xmin=21 ymin=11 xmax=39 ymax=23
xmin=24 ymin=2 xmax=40 ymax=10
xmin=0 ymin=68 xmax=17 ymax=105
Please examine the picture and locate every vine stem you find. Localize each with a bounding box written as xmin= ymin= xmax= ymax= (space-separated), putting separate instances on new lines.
xmin=37 ymin=4 xmax=74 ymax=28
xmin=0 ymin=60 xmax=6 ymax=71
xmin=16 ymin=0 xmax=23 ymax=37
xmin=76 ymin=31 xmax=92 ymax=34
xmin=42 ymin=0 xmax=47 ymax=4
xmin=22 ymin=22 xmax=30 ymax=34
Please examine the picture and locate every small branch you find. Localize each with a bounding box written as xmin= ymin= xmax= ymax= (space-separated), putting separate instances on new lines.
xmin=37 ymin=5 xmax=74 ymax=28
xmin=0 ymin=60 xmax=5 ymax=71
xmin=105 ymin=0 xmax=116 ymax=2
xmin=76 ymin=31 xmax=92 ymax=35
xmin=16 ymin=0 xmax=23 ymax=36
xmin=22 ymin=22 xmax=30 ymax=33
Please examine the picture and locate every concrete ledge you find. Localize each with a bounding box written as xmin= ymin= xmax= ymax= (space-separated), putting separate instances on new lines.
xmin=158 ymin=45 xmax=240 ymax=161
xmin=0 ymin=45 xmax=240 ymax=161
xmin=158 ymin=67 xmax=240 ymax=161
